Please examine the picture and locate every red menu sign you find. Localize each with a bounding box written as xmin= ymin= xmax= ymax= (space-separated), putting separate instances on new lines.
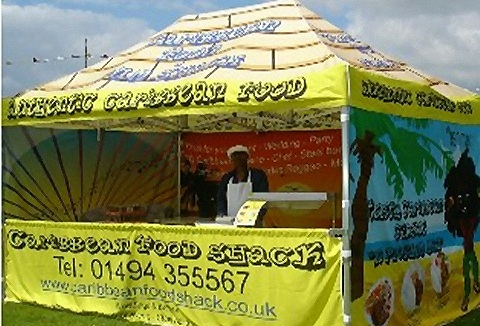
xmin=181 ymin=130 xmax=342 ymax=228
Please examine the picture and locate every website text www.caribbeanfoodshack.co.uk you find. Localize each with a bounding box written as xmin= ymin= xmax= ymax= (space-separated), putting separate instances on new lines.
xmin=40 ymin=279 xmax=278 ymax=323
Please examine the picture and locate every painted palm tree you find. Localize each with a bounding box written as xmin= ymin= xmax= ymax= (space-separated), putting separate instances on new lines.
xmin=349 ymin=109 xmax=455 ymax=301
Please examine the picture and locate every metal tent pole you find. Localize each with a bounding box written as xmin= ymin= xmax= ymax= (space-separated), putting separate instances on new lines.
xmin=84 ymin=38 xmax=88 ymax=68
xmin=341 ymin=63 xmax=352 ymax=325
xmin=341 ymin=106 xmax=352 ymax=325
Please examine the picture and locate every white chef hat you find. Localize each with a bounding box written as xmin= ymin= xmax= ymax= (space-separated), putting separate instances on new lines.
xmin=226 ymin=145 xmax=249 ymax=158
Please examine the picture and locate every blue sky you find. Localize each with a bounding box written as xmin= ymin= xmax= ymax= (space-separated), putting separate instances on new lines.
xmin=2 ymin=0 xmax=479 ymax=96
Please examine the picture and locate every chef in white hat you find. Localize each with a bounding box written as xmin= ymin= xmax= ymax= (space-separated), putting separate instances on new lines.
xmin=216 ymin=145 xmax=269 ymax=227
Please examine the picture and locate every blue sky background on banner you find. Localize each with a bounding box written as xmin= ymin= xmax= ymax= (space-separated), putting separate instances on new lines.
xmin=349 ymin=111 xmax=480 ymax=258
xmin=2 ymin=0 xmax=480 ymax=96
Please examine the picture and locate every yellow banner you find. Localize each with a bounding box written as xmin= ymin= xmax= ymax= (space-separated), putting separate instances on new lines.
xmin=5 ymin=220 xmax=342 ymax=326
xmin=352 ymin=247 xmax=480 ymax=326
xmin=2 ymin=64 xmax=347 ymax=127
xmin=349 ymin=67 xmax=480 ymax=125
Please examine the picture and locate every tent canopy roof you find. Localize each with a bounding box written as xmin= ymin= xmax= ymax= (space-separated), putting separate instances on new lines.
xmin=4 ymin=0 xmax=479 ymax=131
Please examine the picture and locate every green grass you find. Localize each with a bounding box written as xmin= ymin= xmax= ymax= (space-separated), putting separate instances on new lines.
xmin=2 ymin=301 xmax=480 ymax=325
xmin=2 ymin=302 xmax=151 ymax=326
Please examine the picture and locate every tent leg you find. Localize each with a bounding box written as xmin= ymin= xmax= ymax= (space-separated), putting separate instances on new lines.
xmin=341 ymin=106 xmax=352 ymax=325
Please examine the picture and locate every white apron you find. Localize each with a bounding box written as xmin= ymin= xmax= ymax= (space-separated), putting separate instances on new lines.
xmin=227 ymin=171 xmax=252 ymax=217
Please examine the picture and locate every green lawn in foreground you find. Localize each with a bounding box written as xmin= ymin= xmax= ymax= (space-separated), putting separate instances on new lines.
xmin=2 ymin=302 xmax=151 ymax=326
xmin=2 ymin=301 xmax=480 ymax=325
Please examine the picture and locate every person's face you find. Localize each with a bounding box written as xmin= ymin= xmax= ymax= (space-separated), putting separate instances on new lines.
xmin=230 ymin=151 xmax=249 ymax=168
xmin=180 ymin=158 xmax=190 ymax=172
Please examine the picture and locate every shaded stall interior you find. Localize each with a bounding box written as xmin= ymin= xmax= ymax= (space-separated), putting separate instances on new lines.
xmin=2 ymin=110 xmax=343 ymax=228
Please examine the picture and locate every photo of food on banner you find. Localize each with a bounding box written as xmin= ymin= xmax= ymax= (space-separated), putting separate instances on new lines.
xmin=364 ymin=278 xmax=394 ymax=326
xmin=401 ymin=262 xmax=425 ymax=316
xmin=431 ymin=251 xmax=452 ymax=299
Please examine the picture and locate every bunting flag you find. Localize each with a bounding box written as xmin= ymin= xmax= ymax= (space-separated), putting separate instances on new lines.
xmin=4 ymin=53 xmax=110 ymax=66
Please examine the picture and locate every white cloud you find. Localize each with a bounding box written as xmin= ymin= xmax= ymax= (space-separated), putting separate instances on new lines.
xmin=302 ymin=0 xmax=348 ymax=14
xmin=1 ymin=1 xmax=229 ymax=96
xmin=3 ymin=0 xmax=479 ymax=96
xmin=50 ymin=0 xmax=221 ymax=16
xmin=345 ymin=0 xmax=477 ymax=17
xmin=341 ymin=0 xmax=480 ymax=92
xmin=2 ymin=4 xmax=156 ymax=96
xmin=191 ymin=0 xmax=220 ymax=12
xmin=297 ymin=0 xmax=479 ymax=92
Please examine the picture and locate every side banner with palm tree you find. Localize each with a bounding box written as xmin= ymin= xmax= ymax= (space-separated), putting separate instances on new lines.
xmin=349 ymin=107 xmax=480 ymax=325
